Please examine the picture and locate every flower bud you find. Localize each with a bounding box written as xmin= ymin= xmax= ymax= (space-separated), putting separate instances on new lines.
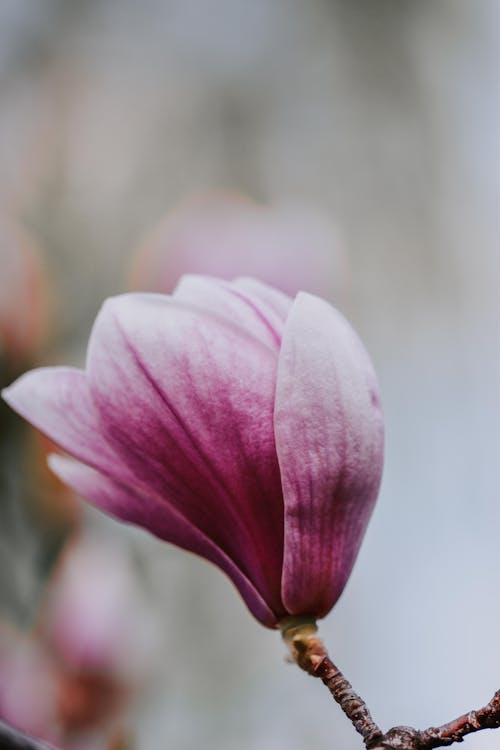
xmin=3 ymin=276 xmax=383 ymax=627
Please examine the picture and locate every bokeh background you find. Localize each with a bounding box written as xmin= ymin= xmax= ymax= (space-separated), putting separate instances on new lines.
xmin=0 ymin=1 xmax=499 ymax=748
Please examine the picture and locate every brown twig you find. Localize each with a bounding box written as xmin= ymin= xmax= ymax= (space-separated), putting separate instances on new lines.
xmin=417 ymin=690 xmax=500 ymax=747
xmin=281 ymin=618 xmax=500 ymax=749
xmin=281 ymin=617 xmax=383 ymax=747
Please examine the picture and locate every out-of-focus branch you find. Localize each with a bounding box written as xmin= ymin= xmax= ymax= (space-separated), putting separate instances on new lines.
xmin=0 ymin=722 xmax=58 ymax=750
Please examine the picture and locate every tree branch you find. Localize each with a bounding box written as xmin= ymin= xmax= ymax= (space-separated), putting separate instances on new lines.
xmin=281 ymin=617 xmax=383 ymax=747
xmin=0 ymin=722 xmax=58 ymax=750
xmin=281 ymin=619 xmax=500 ymax=749
xmin=417 ymin=690 xmax=500 ymax=747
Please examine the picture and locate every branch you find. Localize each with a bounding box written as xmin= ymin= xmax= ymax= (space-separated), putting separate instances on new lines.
xmin=417 ymin=690 xmax=500 ymax=747
xmin=0 ymin=722 xmax=58 ymax=750
xmin=281 ymin=619 xmax=500 ymax=749
xmin=281 ymin=617 xmax=383 ymax=747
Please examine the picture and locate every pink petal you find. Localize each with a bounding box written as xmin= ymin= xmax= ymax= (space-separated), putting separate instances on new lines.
xmin=86 ymin=293 xmax=286 ymax=617
xmin=275 ymin=292 xmax=384 ymax=617
xmin=173 ymin=275 xmax=288 ymax=349
xmin=1 ymin=368 xmax=130 ymax=482
xmin=48 ymin=454 xmax=278 ymax=627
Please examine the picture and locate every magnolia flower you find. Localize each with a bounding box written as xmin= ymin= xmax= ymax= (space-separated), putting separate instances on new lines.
xmin=130 ymin=193 xmax=344 ymax=301
xmin=2 ymin=276 xmax=383 ymax=627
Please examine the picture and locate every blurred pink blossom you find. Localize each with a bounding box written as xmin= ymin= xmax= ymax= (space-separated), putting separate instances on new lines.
xmin=0 ymin=219 xmax=48 ymax=367
xmin=4 ymin=276 xmax=383 ymax=628
xmin=0 ymin=536 xmax=157 ymax=750
xmin=0 ymin=626 xmax=57 ymax=742
xmin=130 ymin=193 xmax=345 ymax=300
xmin=42 ymin=537 xmax=155 ymax=681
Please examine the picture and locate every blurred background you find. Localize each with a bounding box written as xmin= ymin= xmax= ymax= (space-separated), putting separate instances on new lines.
xmin=0 ymin=1 xmax=499 ymax=748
